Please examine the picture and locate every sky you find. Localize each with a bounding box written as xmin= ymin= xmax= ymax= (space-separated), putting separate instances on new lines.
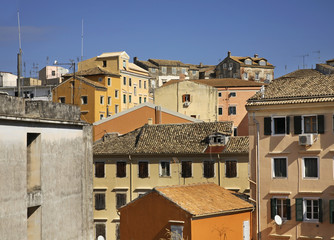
xmin=1 ymin=0 xmax=334 ymax=78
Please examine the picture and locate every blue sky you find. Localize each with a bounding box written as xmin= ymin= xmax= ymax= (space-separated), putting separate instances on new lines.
xmin=1 ymin=0 xmax=333 ymax=78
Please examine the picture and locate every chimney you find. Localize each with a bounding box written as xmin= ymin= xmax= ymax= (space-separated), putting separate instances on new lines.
xmin=199 ymin=62 xmax=203 ymax=68
xmin=228 ymin=51 xmax=231 ymax=57
xmin=254 ymin=54 xmax=258 ymax=58
xmin=133 ymin=57 xmax=138 ymax=63
xmin=155 ymin=106 xmax=162 ymax=124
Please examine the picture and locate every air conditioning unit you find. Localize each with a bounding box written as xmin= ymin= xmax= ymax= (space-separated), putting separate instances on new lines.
xmin=183 ymin=101 xmax=190 ymax=107
xmin=299 ymin=134 xmax=313 ymax=145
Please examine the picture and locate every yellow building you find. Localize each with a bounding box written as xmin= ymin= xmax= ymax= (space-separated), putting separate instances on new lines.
xmin=52 ymin=51 xmax=150 ymax=124
xmin=246 ymin=70 xmax=334 ymax=239
xmin=93 ymin=122 xmax=250 ymax=240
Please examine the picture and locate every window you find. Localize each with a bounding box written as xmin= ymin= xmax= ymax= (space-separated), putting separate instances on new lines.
xmin=225 ymin=160 xmax=237 ymax=178
xmin=115 ymin=105 xmax=119 ymax=114
xmin=115 ymin=90 xmax=119 ymax=98
xmin=172 ymin=67 xmax=176 ymax=74
xmin=134 ymin=86 xmax=137 ymax=96
xmin=229 ymin=63 xmax=233 ymax=69
xmin=123 ymin=60 xmax=126 ymax=68
xmin=98 ymin=77 xmax=102 ymax=82
xmin=271 ymin=198 xmax=291 ymax=220
xmin=27 ymin=133 xmax=41 ymax=191
xmin=171 ymin=225 xmax=183 ymax=240
xmin=296 ymin=198 xmax=322 ymax=222
xmin=116 ymin=193 xmax=126 ymax=209
xmin=255 ymin=72 xmax=259 ymax=80
xmin=162 ymin=66 xmax=167 ymax=74
xmin=59 ymin=97 xmax=65 ymax=103
xmin=108 ymin=77 xmax=111 ymax=86
xmin=203 ymin=161 xmax=214 ymax=178
xmin=103 ymin=60 xmax=107 ymax=67
xmin=330 ymin=200 xmax=334 ymax=224
xmin=233 ymin=127 xmax=238 ymax=136
xmin=144 ymin=81 xmax=147 ymax=89
xmin=81 ymin=96 xmax=88 ymax=105
xmin=228 ymin=106 xmax=236 ymax=115
xmin=218 ymin=107 xmax=223 ymax=115
xmin=139 ymin=80 xmax=142 ymax=88
xmin=129 ymin=78 xmax=132 ymax=86
xmin=245 ymin=59 xmax=252 ymax=65
xmin=303 ymin=157 xmax=318 ymax=178
xmin=181 ymin=68 xmax=186 ymax=74
xmin=209 ymin=134 xmax=226 ymax=145
xmin=259 ymin=60 xmax=266 ymax=66
xmin=243 ymin=72 xmax=248 ymax=80
xmin=52 ymin=70 xmax=55 ymax=76
xmin=218 ymin=92 xmax=222 ymax=97
xmin=123 ymin=77 xmax=126 ymax=85
xmin=272 ymin=158 xmax=287 ymax=178
xmin=229 ymin=92 xmax=236 ymax=97
xmin=151 ymin=68 xmax=156 ymax=73
xmin=129 ymin=95 xmax=132 ymax=103
xmin=108 ymin=97 xmax=111 ymax=106
xmin=182 ymin=94 xmax=190 ymax=102
xmin=95 ymin=162 xmax=105 ymax=178
xmin=115 ymin=223 xmax=120 ymax=240
xmin=223 ymin=63 xmax=227 ymax=69
xmin=100 ymin=114 xmax=104 ymax=120
xmin=123 ymin=94 xmax=126 ymax=104
xmin=160 ymin=161 xmax=170 ymax=177
xmin=96 ymin=223 xmax=106 ymax=240
xmin=144 ymin=97 xmax=146 ymax=103
xmin=139 ymin=96 xmax=142 ymax=104
xmin=181 ymin=161 xmax=192 ymax=178
xmin=116 ymin=161 xmax=126 ymax=178
xmin=95 ymin=193 xmax=105 ymax=210
xmin=266 ymin=73 xmax=271 ymax=81
xmin=138 ymin=161 xmax=148 ymax=178
xmin=264 ymin=116 xmax=290 ymax=135
xmin=294 ymin=115 xmax=324 ymax=134
xmin=192 ymin=70 xmax=197 ymax=75
xmin=100 ymin=96 xmax=104 ymax=105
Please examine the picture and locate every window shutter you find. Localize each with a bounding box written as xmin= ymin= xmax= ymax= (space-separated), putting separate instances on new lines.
xmin=271 ymin=198 xmax=277 ymax=219
xmin=188 ymin=95 xmax=191 ymax=102
xmin=317 ymin=115 xmax=325 ymax=134
xmin=294 ymin=116 xmax=302 ymax=134
xmin=182 ymin=94 xmax=186 ymax=102
xmin=319 ymin=199 xmax=323 ymax=223
xmin=330 ymin=200 xmax=334 ymax=224
xmin=286 ymin=116 xmax=290 ymax=134
xmin=264 ymin=117 xmax=272 ymax=135
xmin=286 ymin=199 xmax=291 ymax=220
xmin=296 ymin=198 xmax=303 ymax=221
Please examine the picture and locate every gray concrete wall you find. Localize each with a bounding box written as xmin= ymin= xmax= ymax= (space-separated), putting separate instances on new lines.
xmin=0 ymin=94 xmax=25 ymax=116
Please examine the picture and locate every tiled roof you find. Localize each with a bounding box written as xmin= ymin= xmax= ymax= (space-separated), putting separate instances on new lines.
xmin=279 ymin=69 xmax=324 ymax=78
xmin=223 ymin=136 xmax=249 ymax=153
xmin=128 ymin=63 xmax=148 ymax=73
xmin=66 ymin=66 xmax=120 ymax=77
xmin=326 ymin=59 xmax=334 ymax=62
xmin=155 ymin=183 xmax=254 ymax=217
xmin=247 ymin=73 xmax=334 ymax=106
xmin=160 ymin=78 xmax=265 ymax=88
xmin=149 ymin=59 xmax=188 ymax=67
xmin=58 ymin=76 xmax=106 ymax=90
xmin=317 ymin=63 xmax=334 ymax=71
xmin=229 ymin=56 xmax=274 ymax=68
xmin=136 ymin=60 xmax=157 ymax=68
xmin=93 ymin=122 xmax=234 ymax=155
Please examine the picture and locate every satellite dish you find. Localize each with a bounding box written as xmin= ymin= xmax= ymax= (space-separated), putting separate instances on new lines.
xmin=274 ymin=215 xmax=283 ymax=225
xmin=54 ymin=60 xmax=58 ymax=65
xmin=97 ymin=236 xmax=105 ymax=240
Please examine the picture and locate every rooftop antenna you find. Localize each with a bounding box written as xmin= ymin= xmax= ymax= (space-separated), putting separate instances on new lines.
xmin=294 ymin=54 xmax=309 ymax=69
xmin=17 ymin=10 xmax=22 ymax=97
xmin=313 ymin=50 xmax=321 ymax=63
xmin=81 ymin=18 xmax=84 ymax=61
xmin=46 ymin=56 xmax=49 ymax=65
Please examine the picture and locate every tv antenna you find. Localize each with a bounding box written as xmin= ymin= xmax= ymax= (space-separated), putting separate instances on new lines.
xmin=313 ymin=50 xmax=321 ymax=63
xmin=294 ymin=54 xmax=309 ymax=69
xmin=81 ymin=18 xmax=84 ymax=61
xmin=17 ymin=10 xmax=22 ymax=97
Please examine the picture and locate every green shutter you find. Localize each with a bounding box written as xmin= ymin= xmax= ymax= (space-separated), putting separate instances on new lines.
xmin=271 ymin=198 xmax=277 ymax=219
xmin=264 ymin=117 xmax=272 ymax=135
xmin=317 ymin=115 xmax=325 ymax=134
xmin=294 ymin=116 xmax=302 ymax=134
xmin=296 ymin=198 xmax=303 ymax=221
xmin=286 ymin=199 xmax=291 ymax=220
xmin=330 ymin=200 xmax=334 ymax=224
xmin=319 ymin=199 xmax=323 ymax=222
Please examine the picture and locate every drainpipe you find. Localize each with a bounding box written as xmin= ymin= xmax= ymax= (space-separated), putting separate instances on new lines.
xmin=252 ymin=112 xmax=261 ymax=240
xmin=217 ymin=154 xmax=221 ymax=186
xmin=128 ymin=155 xmax=133 ymax=201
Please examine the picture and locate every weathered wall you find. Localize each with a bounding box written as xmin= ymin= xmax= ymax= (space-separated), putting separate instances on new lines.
xmin=0 ymin=95 xmax=25 ymax=116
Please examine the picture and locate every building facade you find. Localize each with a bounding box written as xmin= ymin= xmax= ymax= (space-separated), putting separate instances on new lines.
xmin=0 ymin=71 xmax=17 ymax=87
xmin=119 ymin=183 xmax=254 ymax=240
xmin=246 ymin=73 xmax=334 ymax=239
xmin=0 ymin=94 xmax=93 ymax=239
xmin=216 ymin=51 xmax=275 ymax=82
xmin=93 ymin=122 xmax=250 ymax=240
xmin=38 ymin=65 xmax=69 ymax=85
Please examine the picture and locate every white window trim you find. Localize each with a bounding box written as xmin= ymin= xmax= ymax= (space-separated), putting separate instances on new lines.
xmin=303 ymin=197 xmax=320 ymax=223
xmin=159 ymin=160 xmax=171 ymax=177
xmin=225 ymin=160 xmax=238 ymax=178
xmin=181 ymin=160 xmax=193 ymax=178
xmin=271 ymin=116 xmax=287 ymax=136
xmin=137 ymin=160 xmax=149 ymax=178
xmin=115 ymin=90 xmax=119 ymax=99
xmin=203 ymin=160 xmax=216 ymax=178
xmin=273 ymin=196 xmax=289 ymax=220
xmin=302 ymin=115 xmax=317 ymax=134
xmin=100 ymin=96 xmax=104 ymax=105
xmin=302 ymin=157 xmax=319 ymax=179
xmin=108 ymin=97 xmax=112 ymax=106
xmin=271 ymin=157 xmax=288 ymax=179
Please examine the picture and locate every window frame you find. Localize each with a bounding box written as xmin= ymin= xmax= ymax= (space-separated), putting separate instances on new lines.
xmin=272 ymin=116 xmax=288 ymax=136
xmin=172 ymin=67 xmax=176 ymax=75
xmin=272 ymin=157 xmax=288 ymax=178
xmin=115 ymin=105 xmax=119 ymax=114
xmin=161 ymin=66 xmax=167 ymax=74
xmin=243 ymin=72 xmax=248 ymax=80
xmin=108 ymin=77 xmax=111 ymax=86
xmin=271 ymin=196 xmax=291 ymax=220
xmin=302 ymin=115 xmax=317 ymax=134
xmin=59 ymin=97 xmax=65 ymax=103
xmin=138 ymin=161 xmax=149 ymax=178
xmin=95 ymin=222 xmax=106 ymax=240
xmin=218 ymin=92 xmax=222 ymax=97
xmin=129 ymin=78 xmax=132 ymax=86
xmin=95 ymin=192 xmax=106 ymax=210
xmin=181 ymin=161 xmax=192 ymax=178
xmin=100 ymin=96 xmax=104 ymax=105
xmin=95 ymin=161 xmax=105 ymax=178
xmin=81 ymin=96 xmax=88 ymax=105
xmin=108 ymin=96 xmax=111 ymax=106
xmin=228 ymin=105 xmax=236 ymax=115
xmin=225 ymin=160 xmax=237 ymax=178
xmin=302 ymin=157 xmax=319 ymax=179
xmin=303 ymin=197 xmax=321 ymax=222
xmin=115 ymin=90 xmax=119 ymax=98
xmin=203 ymin=160 xmax=215 ymax=178
xmin=218 ymin=107 xmax=223 ymax=116
xmin=159 ymin=161 xmax=171 ymax=177
xmin=123 ymin=94 xmax=126 ymax=104
xmin=103 ymin=60 xmax=107 ymax=68
xmin=116 ymin=161 xmax=126 ymax=178
xmin=123 ymin=77 xmax=126 ymax=85
xmin=116 ymin=193 xmax=127 ymax=209
xmin=171 ymin=225 xmax=183 ymax=240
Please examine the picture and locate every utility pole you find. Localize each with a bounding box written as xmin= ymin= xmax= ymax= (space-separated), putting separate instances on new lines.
xmin=17 ymin=11 xmax=22 ymax=97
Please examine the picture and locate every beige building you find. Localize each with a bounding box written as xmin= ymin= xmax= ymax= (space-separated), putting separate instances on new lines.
xmin=154 ymin=80 xmax=218 ymax=122
xmin=246 ymin=72 xmax=334 ymax=239
xmin=93 ymin=122 xmax=250 ymax=240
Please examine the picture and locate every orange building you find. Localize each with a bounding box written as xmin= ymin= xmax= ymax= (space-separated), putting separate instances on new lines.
xmin=93 ymin=102 xmax=201 ymax=141
xmin=119 ymin=183 xmax=254 ymax=240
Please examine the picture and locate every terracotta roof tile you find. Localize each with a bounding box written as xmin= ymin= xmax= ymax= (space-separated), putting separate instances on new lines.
xmin=149 ymin=59 xmax=188 ymax=67
xmin=229 ymin=56 xmax=274 ymax=68
xmin=155 ymin=183 xmax=254 ymax=216
xmin=223 ymin=136 xmax=249 ymax=153
xmin=93 ymin=122 xmax=236 ymax=155
xmin=65 ymin=66 xmax=120 ymax=77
